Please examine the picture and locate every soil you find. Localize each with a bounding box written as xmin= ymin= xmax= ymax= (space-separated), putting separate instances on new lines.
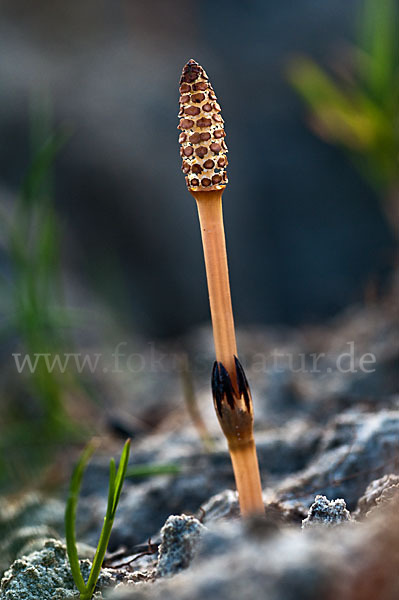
xmin=0 ymin=291 xmax=398 ymax=599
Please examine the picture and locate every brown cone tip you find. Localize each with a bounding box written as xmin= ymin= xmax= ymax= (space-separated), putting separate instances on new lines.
xmin=178 ymin=59 xmax=228 ymax=192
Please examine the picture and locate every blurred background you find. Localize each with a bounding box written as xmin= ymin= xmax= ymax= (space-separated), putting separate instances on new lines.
xmin=0 ymin=0 xmax=397 ymax=490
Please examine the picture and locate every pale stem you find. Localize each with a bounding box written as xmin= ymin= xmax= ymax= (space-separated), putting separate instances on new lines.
xmin=228 ymin=440 xmax=264 ymax=515
xmin=193 ymin=189 xmax=238 ymax=385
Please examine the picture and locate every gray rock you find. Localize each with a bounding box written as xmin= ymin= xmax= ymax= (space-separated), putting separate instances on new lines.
xmin=2 ymin=301 xmax=398 ymax=599
xmin=4 ymin=525 xmax=59 ymax=562
xmin=0 ymin=539 xmax=116 ymax=600
xmin=109 ymin=494 xmax=399 ymax=600
xmin=199 ymin=490 xmax=239 ymax=524
xmin=156 ymin=515 xmax=205 ymax=578
xmin=0 ymin=492 xmax=100 ymax=576
xmin=302 ymin=495 xmax=351 ymax=529
xmin=275 ymin=410 xmax=399 ymax=510
xmin=0 ymin=494 xmax=65 ymax=537
xmin=85 ymin=422 xmax=321 ymax=550
xmin=108 ymin=518 xmax=345 ymax=600
xmin=0 ymin=494 xmax=65 ymax=576
xmin=354 ymin=474 xmax=399 ymax=519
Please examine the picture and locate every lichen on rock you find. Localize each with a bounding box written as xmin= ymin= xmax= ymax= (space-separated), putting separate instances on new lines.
xmin=0 ymin=539 xmax=116 ymax=600
xmin=156 ymin=514 xmax=205 ymax=578
xmin=302 ymin=495 xmax=351 ymax=529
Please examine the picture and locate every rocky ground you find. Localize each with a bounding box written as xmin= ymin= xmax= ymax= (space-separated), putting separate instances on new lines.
xmin=0 ymin=293 xmax=398 ymax=599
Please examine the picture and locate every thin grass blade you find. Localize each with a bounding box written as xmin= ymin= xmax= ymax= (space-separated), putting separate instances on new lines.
xmin=65 ymin=441 xmax=98 ymax=595
xmin=125 ymin=463 xmax=180 ymax=478
xmin=111 ymin=439 xmax=131 ymax=515
xmin=21 ymin=131 xmax=69 ymax=208
xmin=106 ymin=459 xmax=116 ymax=520
xmin=84 ymin=440 xmax=130 ymax=599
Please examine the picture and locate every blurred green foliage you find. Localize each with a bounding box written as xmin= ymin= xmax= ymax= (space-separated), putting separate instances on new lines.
xmin=126 ymin=463 xmax=181 ymax=478
xmin=287 ymin=0 xmax=398 ymax=225
xmin=0 ymin=97 xmax=86 ymax=489
xmin=12 ymin=109 xmax=68 ymax=428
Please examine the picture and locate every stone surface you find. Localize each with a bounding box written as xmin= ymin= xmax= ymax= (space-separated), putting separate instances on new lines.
xmin=1 ymin=298 xmax=398 ymax=599
xmin=0 ymin=493 xmax=100 ymax=577
xmin=156 ymin=515 xmax=205 ymax=578
xmin=199 ymin=490 xmax=240 ymax=524
xmin=108 ymin=494 xmax=399 ymax=600
xmin=274 ymin=410 xmax=399 ymax=511
xmin=0 ymin=540 xmax=116 ymax=600
xmin=0 ymin=494 xmax=64 ymax=576
xmin=354 ymin=474 xmax=399 ymax=519
xmin=302 ymin=495 xmax=351 ymax=529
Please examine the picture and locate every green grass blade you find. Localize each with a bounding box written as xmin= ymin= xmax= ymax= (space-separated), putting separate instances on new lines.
xmin=65 ymin=441 xmax=98 ymax=595
xmin=83 ymin=514 xmax=114 ymax=600
xmin=125 ymin=463 xmax=181 ymax=478
xmin=21 ymin=130 xmax=69 ymax=208
xmin=111 ymin=439 xmax=131 ymax=515
xmin=359 ymin=0 xmax=398 ymax=101
xmin=83 ymin=440 xmax=131 ymax=599
xmin=287 ymin=57 xmax=352 ymax=112
xmin=37 ymin=204 xmax=59 ymax=277
xmin=29 ymin=90 xmax=54 ymax=200
xmin=106 ymin=459 xmax=116 ymax=520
